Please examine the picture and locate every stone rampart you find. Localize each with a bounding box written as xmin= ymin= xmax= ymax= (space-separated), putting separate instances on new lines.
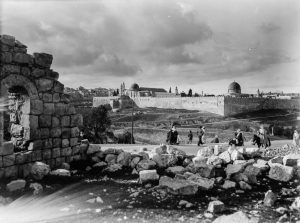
xmin=224 ymin=97 xmax=300 ymax=116
xmin=0 ymin=34 xmax=83 ymax=179
xmin=94 ymin=96 xmax=300 ymax=117
xmin=94 ymin=96 xmax=225 ymax=116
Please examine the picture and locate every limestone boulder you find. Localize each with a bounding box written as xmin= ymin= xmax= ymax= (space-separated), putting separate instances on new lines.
xmin=50 ymin=169 xmax=71 ymax=177
xmin=218 ymin=151 xmax=231 ymax=164
xmin=196 ymin=164 xmax=215 ymax=178
xmin=222 ymin=180 xmax=236 ymax=189
xmin=130 ymin=157 xmax=141 ymax=169
xmin=117 ymin=152 xmax=131 ymax=167
xmin=291 ymin=197 xmax=300 ymax=211
xmin=207 ymin=155 xmax=223 ymax=166
xmin=87 ymin=144 xmax=101 ymax=155
xmin=92 ymin=161 xmax=108 ymax=169
xmin=6 ymin=179 xmax=26 ymax=192
xmin=136 ymin=159 xmax=156 ymax=172
xmin=166 ymin=166 xmax=186 ymax=175
xmin=31 ymin=162 xmax=50 ymax=180
xmin=159 ymin=176 xmax=198 ymax=195
xmin=102 ymin=164 xmax=123 ymax=173
xmin=226 ymin=164 xmax=244 ymax=179
xmin=153 ymin=145 xmax=167 ymax=154
xmin=197 ymin=146 xmax=214 ymax=158
xmin=139 ymin=170 xmax=159 ymax=184
xmin=238 ymin=147 xmax=262 ymax=158
xmin=230 ymin=150 xmax=244 ymax=161
xmin=187 ymin=174 xmax=215 ymax=190
xmin=192 ymin=156 xmax=208 ymax=167
xmin=264 ymin=190 xmax=277 ymax=207
xmin=105 ymin=154 xmax=117 ymax=165
xmin=268 ymin=164 xmax=294 ymax=182
xmin=213 ymin=211 xmax=258 ymax=223
xmin=167 ymin=146 xmax=186 ymax=159
xmin=253 ymin=159 xmax=269 ymax=172
xmin=239 ymin=181 xmax=252 ymax=190
xmin=207 ymin=200 xmax=225 ymax=213
xmin=267 ymin=156 xmax=283 ymax=167
xmin=214 ymin=145 xmax=226 ymax=156
xmin=29 ymin=183 xmax=43 ymax=195
xmin=151 ymin=153 xmax=178 ymax=168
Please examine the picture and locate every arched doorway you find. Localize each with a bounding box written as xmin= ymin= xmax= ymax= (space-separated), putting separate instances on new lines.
xmin=0 ymin=74 xmax=39 ymax=151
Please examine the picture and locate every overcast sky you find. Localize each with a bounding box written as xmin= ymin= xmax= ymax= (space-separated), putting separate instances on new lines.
xmin=1 ymin=0 xmax=300 ymax=94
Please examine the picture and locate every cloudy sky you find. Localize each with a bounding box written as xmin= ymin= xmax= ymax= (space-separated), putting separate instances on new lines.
xmin=1 ymin=0 xmax=300 ymax=94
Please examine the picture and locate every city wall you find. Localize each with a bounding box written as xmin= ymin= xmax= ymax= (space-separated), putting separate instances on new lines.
xmin=94 ymin=96 xmax=300 ymax=117
xmin=94 ymin=96 xmax=225 ymax=116
xmin=224 ymin=97 xmax=300 ymax=116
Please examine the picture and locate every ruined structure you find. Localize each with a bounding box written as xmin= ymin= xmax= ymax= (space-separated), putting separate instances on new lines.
xmin=0 ymin=35 xmax=83 ymax=179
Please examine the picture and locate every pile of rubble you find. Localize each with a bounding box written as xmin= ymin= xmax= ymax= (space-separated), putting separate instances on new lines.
xmin=1 ymin=141 xmax=300 ymax=222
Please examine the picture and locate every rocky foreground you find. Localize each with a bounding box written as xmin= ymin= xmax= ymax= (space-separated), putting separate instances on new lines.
xmin=1 ymin=142 xmax=300 ymax=223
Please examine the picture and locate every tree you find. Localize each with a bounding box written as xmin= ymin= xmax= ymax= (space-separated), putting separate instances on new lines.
xmin=113 ymin=90 xmax=117 ymax=96
xmin=188 ymin=88 xmax=193 ymax=97
xmin=116 ymin=89 xmax=119 ymax=95
xmin=81 ymin=105 xmax=111 ymax=143
xmin=194 ymin=93 xmax=200 ymax=97
xmin=169 ymin=87 xmax=172 ymax=93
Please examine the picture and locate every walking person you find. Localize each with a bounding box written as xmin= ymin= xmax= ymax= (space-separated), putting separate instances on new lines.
xmin=293 ymin=130 xmax=300 ymax=146
xmin=197 ymin=126 xmax=205 ymax=146
xmin=234 ymin=129 xmax=244 ymax=146
xmin=258 ymin=125 xmax=271 ymax=149
xmin=188 ymin=130 xmax=193 ymax=144
xmin=166 ymin=124 xmax=179 ymax=145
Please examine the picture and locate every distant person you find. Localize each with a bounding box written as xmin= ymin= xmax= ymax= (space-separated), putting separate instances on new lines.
xmin=197 ymin=126 xmax=205 ymax=146
xmin=293 ymin=130 xmax=300 ymax=146
xmin=211 ymin=135 xmax=219 ymax=143
xmin=228 ymin=129 xmax=243 ymax=146
xmin=258 ymin=125 xmax=271 ymax=148
xmin=235 ymin=129 xmax=244 ymax=146
xmin=188 ymin=130 xmax=193 ymax=144
xmin=166 ymin=125 xmax=179 ymax=145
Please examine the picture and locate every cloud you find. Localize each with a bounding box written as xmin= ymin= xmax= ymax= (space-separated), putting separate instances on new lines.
xmin=1 ymin=0 xmax=299 ymax=93
xmin=260 ymin=23 xmax=281 ymax=34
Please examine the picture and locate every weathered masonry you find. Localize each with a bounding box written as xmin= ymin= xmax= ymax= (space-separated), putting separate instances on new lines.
xmin=0 ymin=35 xmax=83 ymax=179
xmin=94 ymin=96 xmax=300 ymax=116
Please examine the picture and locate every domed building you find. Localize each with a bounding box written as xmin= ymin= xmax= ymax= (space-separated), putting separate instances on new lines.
xmin=228 ymin=81 xmax=241 ymax=96
xmin=125 ymin=82 xmax=169 ymax=98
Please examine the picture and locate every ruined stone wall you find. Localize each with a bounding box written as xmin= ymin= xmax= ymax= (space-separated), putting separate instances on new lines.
xmin=0 ymin=35 xmax=83 ymax=179
xmin=224 ymin=97 xmax=300 ymax=116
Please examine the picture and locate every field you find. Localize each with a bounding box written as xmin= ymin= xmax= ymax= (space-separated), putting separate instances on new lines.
xmin=109 ymin=108 xmax=300 ymax=145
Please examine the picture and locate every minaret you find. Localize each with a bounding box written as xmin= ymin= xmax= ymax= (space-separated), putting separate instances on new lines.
xmin=175 ymin=86 xmax=178 ymax=95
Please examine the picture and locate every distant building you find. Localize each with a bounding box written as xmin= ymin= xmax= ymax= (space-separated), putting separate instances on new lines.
xmin=228 ymin=81 xmax=241 ymax=96
xmin=125 ymin=83 xmax=174 ymax=98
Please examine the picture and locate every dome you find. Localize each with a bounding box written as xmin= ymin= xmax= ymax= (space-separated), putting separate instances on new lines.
xmin=129 ymin=83 xmax=139 ymax=91
xmin=228 ymin=81 xmax=241 ymax=94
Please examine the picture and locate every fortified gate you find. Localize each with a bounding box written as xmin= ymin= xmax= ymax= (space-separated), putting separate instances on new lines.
xmin=0 ymin=35 xmax=83 ymax=179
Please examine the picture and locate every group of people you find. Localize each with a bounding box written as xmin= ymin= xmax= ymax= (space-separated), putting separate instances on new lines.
xmin=166 ymin=123 xmax=299 ymax=149
xmin=166 ymin=125 xmax=218 ymax=146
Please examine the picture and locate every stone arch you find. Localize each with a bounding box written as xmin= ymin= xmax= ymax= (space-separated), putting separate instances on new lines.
xmin=1 ymin=74 xmax=38 ymax=99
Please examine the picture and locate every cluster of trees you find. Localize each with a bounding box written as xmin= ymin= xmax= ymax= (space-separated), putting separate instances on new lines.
xmin=79 ymin=105 xmax=112 ymax=143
